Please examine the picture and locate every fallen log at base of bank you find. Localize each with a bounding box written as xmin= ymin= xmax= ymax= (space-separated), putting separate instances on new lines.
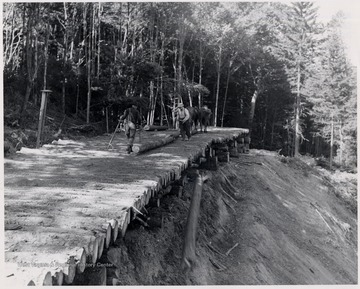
xmin=182 ymin=172 xmax=209 ymax=271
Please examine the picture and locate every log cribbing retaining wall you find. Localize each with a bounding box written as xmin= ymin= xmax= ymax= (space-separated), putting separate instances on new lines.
xmin=4 ymin=128 xmax=249 ymax=286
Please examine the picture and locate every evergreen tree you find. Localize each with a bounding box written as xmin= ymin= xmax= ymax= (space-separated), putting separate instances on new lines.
xmin=273 ymin=2 xmax=320 ymax=156
xmin=307 ymin=12 xmax=357 ymax=168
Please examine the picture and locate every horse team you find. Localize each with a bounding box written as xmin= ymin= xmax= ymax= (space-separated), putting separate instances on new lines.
xmin=186 ymin=105 xmax=212 ymax=133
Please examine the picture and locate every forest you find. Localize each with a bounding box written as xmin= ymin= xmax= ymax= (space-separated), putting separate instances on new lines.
xmin=3 ymin=2 xmax=357 ymax=169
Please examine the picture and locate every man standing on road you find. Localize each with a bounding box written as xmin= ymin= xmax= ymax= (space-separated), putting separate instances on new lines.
xmin=176 ymin=103 xmax=191 ymax=141
xmin=119 ymin=102 xmax=142 ymax=153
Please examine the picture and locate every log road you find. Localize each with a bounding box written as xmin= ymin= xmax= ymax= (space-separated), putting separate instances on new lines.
xmin=3 ymin=127 xmax=248 ymax=286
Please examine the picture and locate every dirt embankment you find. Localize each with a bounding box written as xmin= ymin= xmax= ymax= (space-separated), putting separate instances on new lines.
xmin=78 ymin=150 xmax=357 ymax=285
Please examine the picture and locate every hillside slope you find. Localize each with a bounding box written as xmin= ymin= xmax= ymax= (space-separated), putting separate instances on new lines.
xmin=211 ymin=150 xmax=357 ymax=285
xmin=97 ymin=149 xmax=357 ymax=285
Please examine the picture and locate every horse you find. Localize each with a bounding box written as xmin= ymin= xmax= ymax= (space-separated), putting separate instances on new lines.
xmin=186 ymin=106 xmax=200 ymax=131
xmin=198 ymin=106 xmax=212 ymax=133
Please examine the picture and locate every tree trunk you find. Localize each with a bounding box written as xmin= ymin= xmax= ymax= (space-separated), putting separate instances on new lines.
xmin=21 ymin=4 xmax=38 ymax=117
xmin=287 ymin=118 xmax=291 ymax=157
xmin=248 ymin=89 xmax=258 ymax=137
xmin=62 ymin=2 xmax=68 ymax=115
xmin=294 ymin=61 xmax=301 ymax=157
xmin=221 ymin=61 xmax=231 ymax=127
xmin=262 ymin=100 xmax=268 ymax=149
xmin=214 ymin=45 xmax=222 ymax=127
xmin=160 ymin=34 xmax=165 ymax=126
xmin=147 ymin=6 xmax=157 ymax=126
xmin=173 ymin=41 xmax=178 ymax=101
xmin=86 ymin=4 xmax=93 ymax=124
xmin=198 ymin=41 xmax=203 ymax=107
xmin=270 ymin=109 xmax=276 ymax=147
xmin=92 ymin=5 xmax=96 ymax=76
xmin=177 ymin=18 xmax=185 ymax=103
xmin=23 ymin=5 xmax=33 ymax=113
xmin=97 ymin=2 xmax=101 ymax=80
xmin=150 ymin=81 xmax=156 ymax=125
xmin=339 ymin=120 xmax=343 ymax=168
xmin=172 ymin=94 xmax=177 ymax=129
xmin=43 ymin=23 xmax=49 ymax=91
xmin=330 ymin=116 xmax=334 ymax=170
xmin=75 ymin=76 xmax=80 ymax=116
xmin=315 ymin=135 xmax=320 ymax=157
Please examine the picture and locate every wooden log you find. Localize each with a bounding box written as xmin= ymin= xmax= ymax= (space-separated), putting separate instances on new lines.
xmin=237 ymin=137 xmax=245 ymax=144
xmin=143 ymin=124 xmax=169 ymax=131
xmin=182 ymin=173 xmax=205 ymax=271
xmin=244 ymin=143 xmax=250 ymax=153
xmin=54 ymin=269 xmax=64 ymax=286
xmin=119 ymin=210 xmax=131 ymax=238
xmin=132 ymin=132 xmax=180 ymax=154
xmin=5 ymin=251 xmax=79 ymax=285
xmin=75 ymin=247 xmax=87 ymax=274
xmin=30 ymin=270 xmax=53 ymax=286
xmin=87 ymin=266 xmax=107 ymax=285
xmin=237 ymin=143 xmax=245 ymax=153
xmin=63 ymin=256 xmax=77 ymax=284
xmin=202 ymin=156 xmax=218 ymax=171
xmin=149 ymin=197 xmax=161 ymax=207
xmin=108 ymin=219 xmax=119 ymax=242
xmin=212 ymin=143 xmax=228 ymax=150
xmin=225 ymin=243 xmax=239 ymax=256
xmin=4 ymin=265 xmax=52 ymax=287
xmin=97 ymin=235 xmax=105 ymax=259
xmin=177 ymin=186 xmax=183 ymax=198
xmin=227 ymin=140 xmax=237 ymax=148
xmin=101 ymin=223 xmax=112 ymax=248
xmin=85 ymin=236 xmax=99 ymax=265
xmin=217 ymin=152 xmax=230 ymax=163
xmin=145 ymin=188 xmax=152 ymax=204
xmin=209 ymin=147 xmax=215 ymax=157
xmin=229 ymin=147 xmax=239 ymax=158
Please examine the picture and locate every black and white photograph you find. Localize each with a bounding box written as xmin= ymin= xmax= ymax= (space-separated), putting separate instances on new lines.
xmin=1 ymin=0 xmax=358 ymax=286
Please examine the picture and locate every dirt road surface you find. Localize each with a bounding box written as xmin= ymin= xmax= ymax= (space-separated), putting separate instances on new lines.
xmin=3 ymin=127 xmax=247 ymax=285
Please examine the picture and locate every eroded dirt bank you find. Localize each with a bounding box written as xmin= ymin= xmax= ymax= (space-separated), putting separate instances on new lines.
xmin=78 ymin=150 xmax=357 ymax=285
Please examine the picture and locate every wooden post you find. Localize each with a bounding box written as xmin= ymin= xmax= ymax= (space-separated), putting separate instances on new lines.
xmin=244 ymin=135 xmax=250 ymax=154
xmin=106 ymin=107 xmax=109 ymax=134
xmin=182 ymin=173 xmax=203 ymax=271
xmin=36 ymin=90 xmax=52 ymax=148
xmin=237 ymin=137 xmax=245 ymax=153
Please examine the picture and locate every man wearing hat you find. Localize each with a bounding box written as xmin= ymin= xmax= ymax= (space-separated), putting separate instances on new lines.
xmin=176 ymin=103 xmax=191 ymax=141
xmin=119 ymin=102 xmax=142 ymax=153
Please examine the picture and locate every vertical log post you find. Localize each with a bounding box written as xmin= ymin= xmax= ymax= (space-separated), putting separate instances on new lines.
xmin=237 ymin=137 xmax=245 ymax=153
xmin=214 ymin=143 xmax=229 ymax=163
xmin=229 ymin=139 xmax=239 ymax=158
xmin=244 ymin=135 xmax=251 ymax=153
xmin=182 ymin=172 xmax=209 ymax=271
xmin=36 ymin=90 xmax=52 ymax=148
xmin=105 ymin=107 xmax=109 ymax=134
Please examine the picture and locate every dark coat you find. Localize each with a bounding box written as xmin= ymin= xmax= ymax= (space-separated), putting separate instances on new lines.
xmin=120 ymin=107 xmax=141 ymax=126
